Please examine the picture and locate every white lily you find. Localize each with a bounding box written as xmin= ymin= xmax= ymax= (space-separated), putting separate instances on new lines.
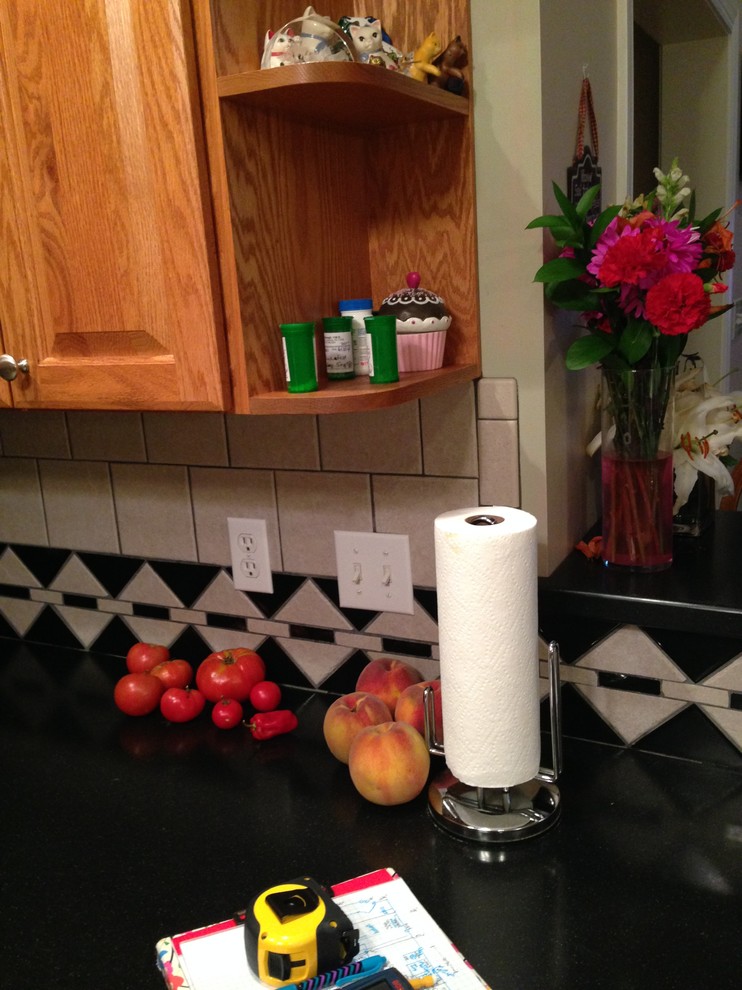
xmin=672 ymin=368 xmax=742 ymax=512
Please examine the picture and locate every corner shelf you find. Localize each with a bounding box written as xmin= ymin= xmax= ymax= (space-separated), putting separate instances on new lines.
xmin=217 ymin=61 xmax=471 ymax=129
xmin=247 ymin=363 xmax=479 ymax=414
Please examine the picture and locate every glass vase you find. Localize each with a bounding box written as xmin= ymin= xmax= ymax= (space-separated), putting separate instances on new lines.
xmin=600 ymin=366 xmax=675 ymax=571
xmin=673 ymin=473 xmax=715 ymax=536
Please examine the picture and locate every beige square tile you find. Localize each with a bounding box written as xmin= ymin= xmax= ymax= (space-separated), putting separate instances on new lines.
xmin=318 ymin=404 xmax=422 ymax=474
xmin=477 ymin=378 xmax=518 ymax=419
xmin=189 ymin=467 xmax=280 ymax=567
xmin=67 ymin=411 xmax=146 ymax=461
xmin=142 ymin=412 xmax=228 ymax=465
xmin=276 ymin=471 xmax=373 ymax=575
xmin=478 ymin=419 xmax=520 ymax=507
xmin=0 ymin=410 xmax=70 ymax=458
xmin=39 ymin=460 xmax=119 ymax=552
xmin=372 ymin=475 xmax=479 ymax=587
xmin=420 ymin=383 xmax=478 ymax=477
xmin=227 ymin=415 xmax=320 ymax=470
xmin=0 ymin=459 xmax=47 ymax=544
xmin=111 ymin=463 xmax=197 ymax=560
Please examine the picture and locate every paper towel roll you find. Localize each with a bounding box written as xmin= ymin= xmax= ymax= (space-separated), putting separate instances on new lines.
xmin=434 ymin=506 xmax=540 ymax=789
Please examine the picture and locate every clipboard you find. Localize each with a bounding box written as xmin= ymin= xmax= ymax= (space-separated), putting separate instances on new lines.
xmin=156 ymin=867 xmax=490 ymax=990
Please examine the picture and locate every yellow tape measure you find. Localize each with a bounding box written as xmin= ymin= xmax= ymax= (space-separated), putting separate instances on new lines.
xmin=244 ymin=877 xmax=360 ymax=987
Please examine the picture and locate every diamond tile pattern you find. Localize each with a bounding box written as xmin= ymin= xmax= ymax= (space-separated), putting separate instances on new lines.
xmin=1 ymin=542 xmax=742 ymax=767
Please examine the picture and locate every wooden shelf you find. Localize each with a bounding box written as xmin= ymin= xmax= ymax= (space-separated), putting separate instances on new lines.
xmin=217 ymin=61 xmax=470 ymax=129
xmin=247 ymin=363 xmax=479 ymax=414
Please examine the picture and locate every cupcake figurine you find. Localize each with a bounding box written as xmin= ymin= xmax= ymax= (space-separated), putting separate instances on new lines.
xmin=377 ymin=271 xmax=450 ymax=371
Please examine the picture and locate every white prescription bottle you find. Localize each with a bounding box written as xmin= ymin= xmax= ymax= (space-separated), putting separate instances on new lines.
xmin=339 ymin=298 xmax=373 ymax=377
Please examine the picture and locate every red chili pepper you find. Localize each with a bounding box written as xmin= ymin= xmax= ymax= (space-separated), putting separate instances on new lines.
xmin=247 ymin=709 xmax=298 ymax=740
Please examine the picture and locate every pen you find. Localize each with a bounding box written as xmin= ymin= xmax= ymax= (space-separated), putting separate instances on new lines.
xmin=284 ymin=955 xmax=387 ymax=990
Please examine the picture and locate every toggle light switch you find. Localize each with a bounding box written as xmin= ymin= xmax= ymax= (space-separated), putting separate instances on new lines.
xmin=334 ymin=531 xmax=413 ymax=614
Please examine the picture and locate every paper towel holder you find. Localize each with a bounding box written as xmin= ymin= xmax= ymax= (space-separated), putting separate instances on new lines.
xmin=425 ymin=640 xmax=563 ymax=843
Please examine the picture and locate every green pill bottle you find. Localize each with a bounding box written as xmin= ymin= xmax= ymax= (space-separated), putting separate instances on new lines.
xmin=322 ymin=316 xmax=355 ymax=380
xmin=280 ymin=322 xmax=318 ymax=393
xmin=364 ymin=314 xmax=399 ymax=384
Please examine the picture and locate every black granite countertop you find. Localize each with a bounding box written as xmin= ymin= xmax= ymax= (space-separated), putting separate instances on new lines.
xmin=2 ymin=641 xmax=742 ymax=990
xmin=539 ymin=511 xmax=742 ymax=637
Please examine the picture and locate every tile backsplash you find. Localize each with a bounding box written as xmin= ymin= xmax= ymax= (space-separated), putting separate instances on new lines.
xmin=2 ymin=379 xmax=741 ymax=769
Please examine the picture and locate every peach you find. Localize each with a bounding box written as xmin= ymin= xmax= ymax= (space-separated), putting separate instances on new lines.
xmin=348 ymin=720 xmax=431 ymax=806
xmin=394 ymin=679 xmax=443 ymax=742
xmin=323 ymin=691 xmax=392 ymax=764
xmin=355 ymin=658 xmax=422 ymax=714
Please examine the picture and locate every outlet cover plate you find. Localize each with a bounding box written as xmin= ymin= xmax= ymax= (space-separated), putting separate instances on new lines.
xmin=228 ymin=517 xmax=273 ymax=594
xmin=335 ymin=531 xmax=414 ymax=614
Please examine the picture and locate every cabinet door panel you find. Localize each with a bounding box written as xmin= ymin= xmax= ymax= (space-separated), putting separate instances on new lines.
xmin=0 ymin=0 xmax=229 ymax=409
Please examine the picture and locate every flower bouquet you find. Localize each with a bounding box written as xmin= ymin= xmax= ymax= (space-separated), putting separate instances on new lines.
xmin=528 ymin=161 xmax=735 ymax=569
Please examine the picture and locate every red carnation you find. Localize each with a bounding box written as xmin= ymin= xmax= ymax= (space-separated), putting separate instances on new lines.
xmin=644 ymin=273 xmax=710 ymax=335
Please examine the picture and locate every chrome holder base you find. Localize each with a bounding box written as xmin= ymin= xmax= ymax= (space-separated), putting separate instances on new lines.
xmin=428 ymin=775 xmax=561 ymax=843
xmin=424 ymin=640 xmax=564 ymax=844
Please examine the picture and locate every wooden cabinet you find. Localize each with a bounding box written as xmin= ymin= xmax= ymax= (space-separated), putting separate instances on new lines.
xmin=0 ymin=0 xmax=230 ymax=410
xmin=192 ymin=0 xmax=480 ymax=414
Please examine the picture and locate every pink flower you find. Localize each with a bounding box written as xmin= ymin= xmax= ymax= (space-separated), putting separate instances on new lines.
xmin=644 ymin=273 xmax=710 ymax=335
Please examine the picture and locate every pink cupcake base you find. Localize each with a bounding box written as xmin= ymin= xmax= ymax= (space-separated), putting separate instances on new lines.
xmin=396 ymin=330 xmax=447 ymax=372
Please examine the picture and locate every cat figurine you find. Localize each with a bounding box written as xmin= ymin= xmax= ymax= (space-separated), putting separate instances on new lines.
xmin=343 ymin=17 xmax=402 ymax=69
xmin=261 ymin=29 xmax=296 ymax=68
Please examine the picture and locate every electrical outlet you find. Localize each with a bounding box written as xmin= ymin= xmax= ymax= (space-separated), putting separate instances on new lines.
xmin=335 ymin=531 xmax=414 ymax=614
xmin=228 ymin=518 xmax=273 ymax=593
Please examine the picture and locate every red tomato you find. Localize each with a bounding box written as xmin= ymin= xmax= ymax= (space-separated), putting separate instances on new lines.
xmin=114 ymin=673 xmax=164 ymax=716
xmin=196 ymin=649 xmax=266 ymax=703
xmin=249 ymin=680 xmax=282 ymax=712
xmin=126 ymin=642 xmax=170 ymax=674
xmin=211 ymin=697 xmax=244 ymax=730
xmin=150 ymin=658 xmax=193 ymax=690
xmin=160 ymin=687 xmax=206 ymax=723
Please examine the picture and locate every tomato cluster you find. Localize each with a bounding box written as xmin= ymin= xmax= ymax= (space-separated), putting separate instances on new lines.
xmin=113 ymin=642 xmax=297 ymax=741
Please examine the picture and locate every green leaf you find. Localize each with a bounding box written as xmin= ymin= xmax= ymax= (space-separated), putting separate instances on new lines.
xmin=657 ymin=333 xmax=687 ymax=367
xmin=525 ymin=214 xmax=568 ymax=230
xmin=617 ymin=319 xmax=653 ymax=364
xmin=575 ymin=183 xmax=601 ymax=219
xmin=533 ymin=257 xmax=585 ymax=284
xmin=565 ymin=333 xmax=616 ymax=370
xmin=552 ymin=182 xmax=581 ymax=231
xmin=546 ymin=279 xmax=602 ymax=311
xmin=697 ymin=207 xmax=722 ymax=234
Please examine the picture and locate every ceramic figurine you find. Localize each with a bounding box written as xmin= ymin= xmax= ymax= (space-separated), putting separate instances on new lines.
xmin=261 ymin=6 xmax=351 ymax=69
xmin=339 ymin=16 xmax=402 ymax=69
xmin=432 ymin=35 xmax=468 ymax=94
xmin=402 ymin=33 xmax=442 ymax=83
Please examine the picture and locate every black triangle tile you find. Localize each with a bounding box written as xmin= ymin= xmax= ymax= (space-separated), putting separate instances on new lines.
xmin=247 ymin=573 xmax=306 ymax=619
xmin=255 ymin=638 xmax=314 ymax=690
xmin=414 ymin=588 xmax=438 ymax=623
xmin=311 ymin=577 xmax=376 ymax=631
xmin=13 ymin=545 xmax=71 ymax=588
xmin=642 ymin=626 xmax=742 ymax=683
xmin=0 ymin=613 xmax=19 ymax=641
xmin=77 ymin=552 xmax=144 ymax=598
xmin=636 ymin=704 xmax=742 ymax=769
xmin=168 ymin=626 xmax=214 ymax=664
xmin=149 ymin=560 xmax=221 ymax=609
xmin=543 ymin=682 xmax=625 ymax=746
xmin=320 ymin=650 xmax=370 ymax=696
xmin=24 ymin=605 xmax=84 ymax=651
xmin=89 ymin=615 xmax=139 ymax=659
xmin=538 ymin=609 xmax=619 ymax=663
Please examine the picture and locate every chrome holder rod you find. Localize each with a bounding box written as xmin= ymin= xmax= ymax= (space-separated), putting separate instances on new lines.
xmin=426 ymin=640 xmax=564 ymax=843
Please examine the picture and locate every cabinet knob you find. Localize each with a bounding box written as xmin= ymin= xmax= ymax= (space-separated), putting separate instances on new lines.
xmin=0 ymin=354 xmax=30 ymax=381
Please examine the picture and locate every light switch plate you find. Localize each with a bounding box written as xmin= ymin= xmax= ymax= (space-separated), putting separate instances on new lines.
xmin=335 ymin=531 xmax=414 ymax=614
xmin=228 ymin=517 xmax=273 ymax=594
